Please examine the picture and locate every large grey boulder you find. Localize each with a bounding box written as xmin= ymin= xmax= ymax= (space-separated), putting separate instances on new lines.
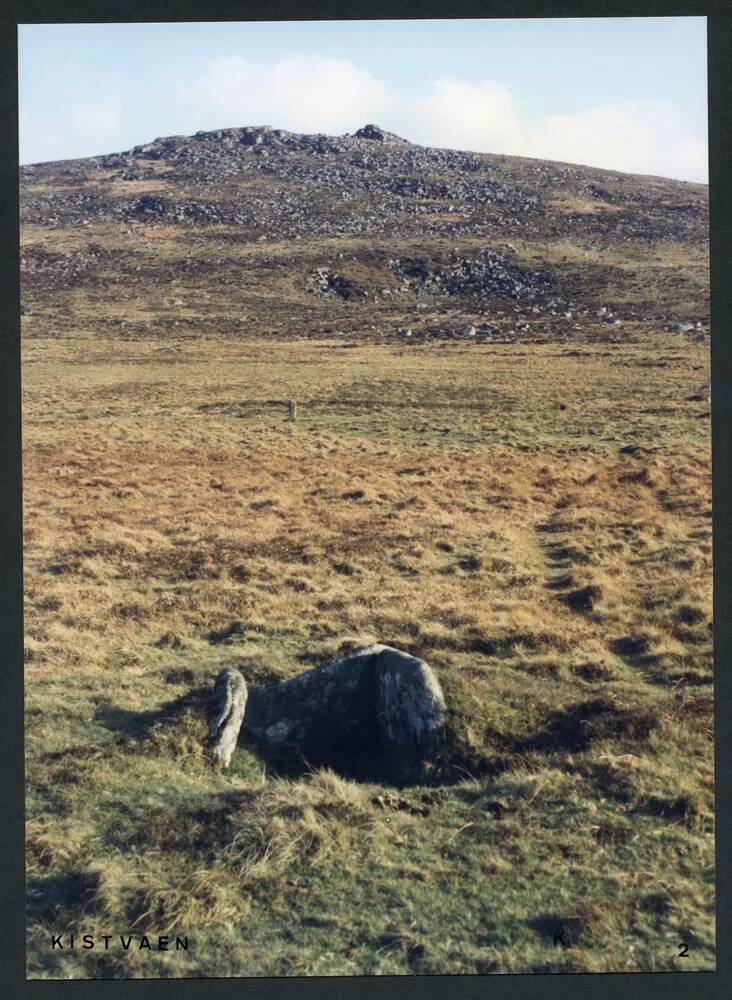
xmin=457 ymin=323 xmax=477 ymax=337
xmin=208 ymin=645 xmax=447 ymax=769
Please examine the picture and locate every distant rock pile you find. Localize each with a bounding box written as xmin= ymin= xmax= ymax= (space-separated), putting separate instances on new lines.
xmin=306 ymin=267 xmax=359 ymax=300
xmin=390 ymin=249 xmax=553 ymax=301
xmin=353 ymin=123 xmax=409 ymax=144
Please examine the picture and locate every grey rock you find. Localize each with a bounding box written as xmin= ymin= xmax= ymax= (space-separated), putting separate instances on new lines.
xmin=353 ymin=124 xmax=408 ymax=144
xmin=239 ymin=644 xmax=446 ymax=765
xmin=374 ymin=646 xmax=447 ymax=757
xmin=210 ymin=666 xmax=248 ymax=767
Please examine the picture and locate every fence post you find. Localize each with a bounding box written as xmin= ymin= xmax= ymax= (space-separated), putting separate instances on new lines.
xmin=288 ymin=400 xmax=297 ymax=422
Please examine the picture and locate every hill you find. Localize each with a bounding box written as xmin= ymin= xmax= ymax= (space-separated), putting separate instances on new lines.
xmin=21 ymin=122 xmax=708 ymax=343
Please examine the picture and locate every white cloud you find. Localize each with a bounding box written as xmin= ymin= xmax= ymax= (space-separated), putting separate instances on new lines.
xmin=669 ymin=137 xmax=708 ymax=182
xmin=185 ymin=54 xmax=389 ymax=135
xmin=395 ymin=81 xmax=707 ymax=182
xmin=410 ymin=79 xmax=527 ymax=154
xmin=526 ymin=99 xmax=708 ymax=181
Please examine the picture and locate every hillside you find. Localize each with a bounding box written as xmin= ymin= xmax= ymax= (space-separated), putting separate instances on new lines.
xmin=21 ymin=125 xmax=713 ymax=978
xmin=20 ymin=122 xmax=708 ymax=344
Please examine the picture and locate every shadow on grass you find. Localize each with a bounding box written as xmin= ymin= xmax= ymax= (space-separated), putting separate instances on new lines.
xmin=91 ymin=684 xmax=652 ymax=790
xmin=607 ymin=637 xmax=711 ymax=687
xmin=239 ymin=734 xmax=467 ymax=788
xmin=92 ymin=682 xmax=477 ymax=788
xmin=93 ymin=687 xmax=210 ymax=740
xmin=27 ymin=868 xmax=101 ymax=925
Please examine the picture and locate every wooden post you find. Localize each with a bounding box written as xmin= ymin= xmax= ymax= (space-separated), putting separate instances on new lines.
xmin=288 ymin=400 xmax=297 ymax=421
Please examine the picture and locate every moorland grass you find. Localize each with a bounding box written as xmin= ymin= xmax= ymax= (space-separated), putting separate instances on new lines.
xmin=23 ymin=333 xmax=713 ymax=976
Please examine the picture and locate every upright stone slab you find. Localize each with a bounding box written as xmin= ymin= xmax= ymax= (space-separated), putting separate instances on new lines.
xmin=209 ymin=666 xmax=248 ymax=767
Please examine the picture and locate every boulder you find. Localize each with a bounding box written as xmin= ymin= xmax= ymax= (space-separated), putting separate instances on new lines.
xmin=353 ymin=124 xmax=409 ymax=145
xmin=355 ymin=124 xmax=387 ymax=141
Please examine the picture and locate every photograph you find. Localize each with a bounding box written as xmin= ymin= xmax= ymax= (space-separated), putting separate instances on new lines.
xmin=19 ymin=15 xmax=714 ymax=978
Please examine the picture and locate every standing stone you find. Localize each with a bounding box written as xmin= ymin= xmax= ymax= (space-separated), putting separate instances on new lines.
xmin=210 ymin=666 xmax=248 ymax=767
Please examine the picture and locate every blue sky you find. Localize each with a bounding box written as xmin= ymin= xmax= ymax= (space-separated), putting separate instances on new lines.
xmin=18 ymin=18 xmax=708 ymax=181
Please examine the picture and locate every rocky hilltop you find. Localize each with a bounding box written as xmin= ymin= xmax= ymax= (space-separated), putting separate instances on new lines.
xmin=20 ymin=122 xmax=709 ymax=344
